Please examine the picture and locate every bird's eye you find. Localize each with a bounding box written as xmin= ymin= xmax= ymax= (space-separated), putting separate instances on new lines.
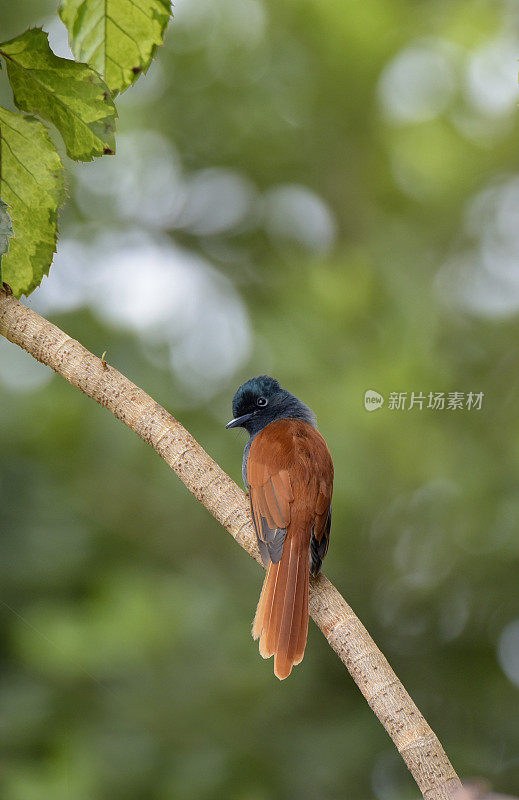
xmin=256 ymin=396 xmax=268 ymax=408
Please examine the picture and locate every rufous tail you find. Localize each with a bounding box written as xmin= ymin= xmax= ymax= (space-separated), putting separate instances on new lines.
xmin=252 ymin=534 xmax=309 ymax=680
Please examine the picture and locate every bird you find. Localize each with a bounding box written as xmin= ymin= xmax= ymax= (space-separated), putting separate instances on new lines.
xmin=226 ymin=375 xmax=333 ymax=679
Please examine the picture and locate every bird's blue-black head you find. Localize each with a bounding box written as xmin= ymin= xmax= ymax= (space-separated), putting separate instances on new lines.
xmin=226 ymin=375 xmax=316 ymax=437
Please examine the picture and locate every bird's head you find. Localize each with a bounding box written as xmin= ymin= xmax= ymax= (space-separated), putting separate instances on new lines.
xmin=226 ymin=375 xmax=315 ymax=435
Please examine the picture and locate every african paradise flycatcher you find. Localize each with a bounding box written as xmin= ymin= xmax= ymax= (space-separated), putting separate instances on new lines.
xmin=227 ymin=376 xmax=333 ymax=679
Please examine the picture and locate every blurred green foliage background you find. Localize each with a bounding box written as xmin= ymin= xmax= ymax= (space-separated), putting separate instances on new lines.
xmin=2 ymin=0 xmax=519 ymax=798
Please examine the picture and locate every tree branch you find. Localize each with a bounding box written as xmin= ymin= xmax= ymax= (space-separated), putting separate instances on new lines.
xmin=0 ymin=285 xmax=463 ymax=799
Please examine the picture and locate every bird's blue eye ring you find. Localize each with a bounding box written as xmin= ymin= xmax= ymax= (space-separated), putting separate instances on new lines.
xmin=256 ymin=396 xmax=268 ymax=407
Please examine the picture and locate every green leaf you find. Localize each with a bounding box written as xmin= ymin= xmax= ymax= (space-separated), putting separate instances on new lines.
xmin=0 ymin=28 xmax=117 ymax=162
xmin=59 ymin=0 xmax=171 ymax=95
xmin=0 ymin=199 xmax=14 ymax=277
xmin=0 ymin=107 xmax=65 ymax=297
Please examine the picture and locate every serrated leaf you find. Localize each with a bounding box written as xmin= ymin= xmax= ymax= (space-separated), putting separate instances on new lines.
xmin=0 ymin=199 xmax=14 ymax=273
xmin=0 ymin=107 xmax=65 ymax=297
xmin=0 ymin=28 xmax=117 ymax=162
xmin=59 ymin=0 xmax=171 ymax=95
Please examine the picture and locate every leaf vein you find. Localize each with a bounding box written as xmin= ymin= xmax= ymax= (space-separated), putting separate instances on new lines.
xmin=0 ymin=135 xmax=39 ymax=182
xmin=1 ymin=177 xmax=30 ymax=210
xmin=105 ymin=13 xmax=145 ymax=59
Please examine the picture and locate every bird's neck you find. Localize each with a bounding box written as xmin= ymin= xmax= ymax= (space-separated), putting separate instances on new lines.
xmin=249 ymin=401 xmax=315 ymax=438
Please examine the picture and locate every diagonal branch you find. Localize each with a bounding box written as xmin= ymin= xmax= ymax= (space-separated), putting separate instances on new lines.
xmin=0 ymin=284 xmax=463 ymax=800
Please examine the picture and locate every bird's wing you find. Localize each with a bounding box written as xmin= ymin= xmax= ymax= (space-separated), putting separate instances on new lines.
xmin=247 ymin=443 xmax=293 ymax=565
xmin=310 ymin=480 xmax=333 ymax=576
xmin=247 ymin=419 xmax=333 ymax=569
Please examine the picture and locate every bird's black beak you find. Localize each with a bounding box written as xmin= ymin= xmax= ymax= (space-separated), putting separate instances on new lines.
xmin=226 ymin=412 xmax=254 ymax=429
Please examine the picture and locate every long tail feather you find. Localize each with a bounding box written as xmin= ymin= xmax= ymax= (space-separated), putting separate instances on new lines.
xmin=252 ymin=535 xmax=310 ymax=679
xmin=293 ymin=561 xmax=309 ymax=666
